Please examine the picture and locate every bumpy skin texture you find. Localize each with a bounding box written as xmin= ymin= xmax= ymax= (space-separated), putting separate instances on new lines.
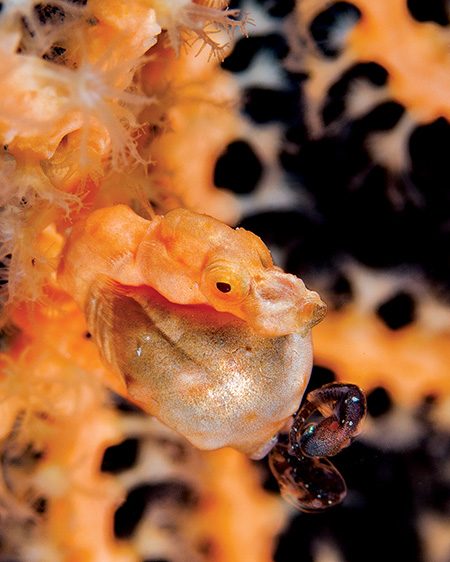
xmin=59 ymin=205 xmax=326 ymax=337
xmin=59 ymin=205 xmax=325 ymax=456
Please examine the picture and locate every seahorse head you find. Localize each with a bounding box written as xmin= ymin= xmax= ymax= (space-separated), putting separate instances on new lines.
xmin=197 ymin=225 xmax=327 ymax=337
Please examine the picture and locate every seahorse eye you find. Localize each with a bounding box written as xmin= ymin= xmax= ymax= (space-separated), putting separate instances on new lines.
xmin=202 ymin=261 xmax=250 ymax=303
xmin=216 ymin=282 xmax=232 ymax=293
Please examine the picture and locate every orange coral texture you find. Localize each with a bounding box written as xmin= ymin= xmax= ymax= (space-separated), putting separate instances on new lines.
xmin=0 ymin=1 xmax=285 ymax=560
xmin=296 ymin=0 xmax=450 ymax=407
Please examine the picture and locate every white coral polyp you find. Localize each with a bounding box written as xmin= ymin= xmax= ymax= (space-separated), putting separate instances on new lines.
xmin=151 ymin=0 xmax=246 ymax=57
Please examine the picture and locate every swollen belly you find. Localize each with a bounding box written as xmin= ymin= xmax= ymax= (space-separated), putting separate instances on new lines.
xmin=86 ymin=283 xmax=313 ymax=458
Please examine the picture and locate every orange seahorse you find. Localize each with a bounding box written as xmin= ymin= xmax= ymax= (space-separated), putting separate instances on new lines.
xmin=58 ymin=205 xmax=327 ymax=457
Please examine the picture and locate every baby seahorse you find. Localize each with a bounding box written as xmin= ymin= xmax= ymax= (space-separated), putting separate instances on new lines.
xmin=58 ymin=205 xmax=327 ymax=459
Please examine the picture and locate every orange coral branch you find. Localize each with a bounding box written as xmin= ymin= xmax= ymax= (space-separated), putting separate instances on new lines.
xmin=349 ymin=0 xmax=450 ymax=122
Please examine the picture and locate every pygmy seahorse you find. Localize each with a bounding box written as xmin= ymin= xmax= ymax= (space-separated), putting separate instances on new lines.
xmin=58 ymin=205 xmax=327 ymax=458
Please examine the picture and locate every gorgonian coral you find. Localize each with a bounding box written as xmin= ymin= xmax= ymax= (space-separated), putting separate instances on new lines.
xmin=0 ymin=2 xmax=278 ymax=560
xmin=0 ymin=0 xmax=244 ymax=313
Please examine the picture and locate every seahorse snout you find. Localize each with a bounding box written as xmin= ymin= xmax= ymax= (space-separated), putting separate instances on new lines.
xmin=298 ymin=291 xmax=328 ymax=331
xmin=245 ymin=271 xmax=327 ymax=337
